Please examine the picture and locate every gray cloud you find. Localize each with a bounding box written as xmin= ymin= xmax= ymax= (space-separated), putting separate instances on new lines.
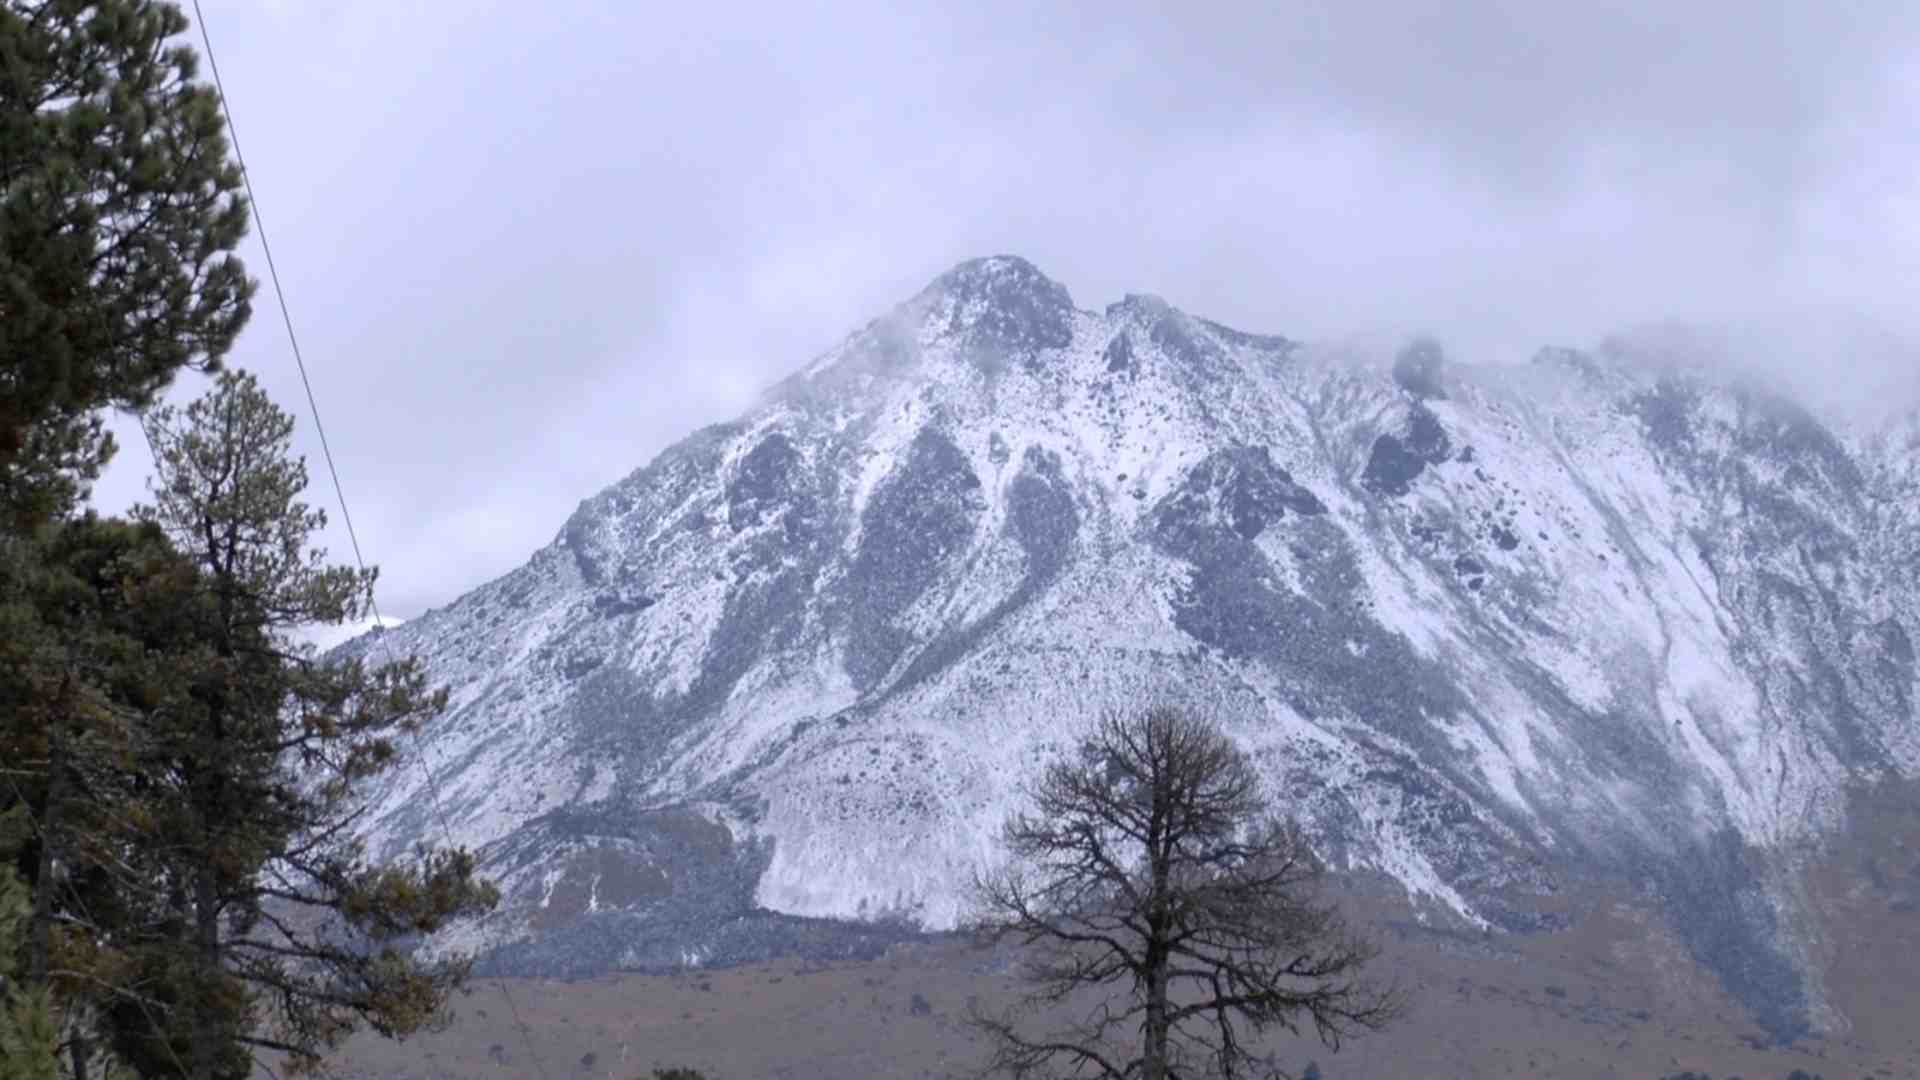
xmin=92 ymin=0 xmax=1920 ymax=616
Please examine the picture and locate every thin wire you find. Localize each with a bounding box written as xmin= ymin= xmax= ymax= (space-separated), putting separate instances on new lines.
xmin=185 ymin=0 xmax=377 ymax=625
xmin=183 ymin=6 xmax=554 ymax=1080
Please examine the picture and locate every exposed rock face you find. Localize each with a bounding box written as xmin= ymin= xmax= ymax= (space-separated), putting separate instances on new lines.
xmin=1361 ymin=404 xmax=1453 ymax=497
xmin=351 ymin=256 xmax=1920 ymax=1043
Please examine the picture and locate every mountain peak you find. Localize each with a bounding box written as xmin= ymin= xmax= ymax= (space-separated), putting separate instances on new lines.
xmin=915 ymin=255 xmax=1075 ymax=356
xmin=926 ymin=254 xmax=1061 ymax=296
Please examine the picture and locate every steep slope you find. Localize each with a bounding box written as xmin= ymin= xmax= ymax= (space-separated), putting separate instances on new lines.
xmin=351 ymin=257 xmax=1918 ymax=1043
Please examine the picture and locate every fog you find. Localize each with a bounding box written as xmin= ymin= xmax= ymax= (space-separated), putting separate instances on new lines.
xmin=91 ymin=0 xmax=1920 ymax=617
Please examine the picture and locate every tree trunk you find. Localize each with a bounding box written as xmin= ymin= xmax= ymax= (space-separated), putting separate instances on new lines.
xmin=190 ymin=686 xmax=231 ymax=1080
xmin=1143 ymin=785 xmax=1173 ymax=1080
xmin=69 ymin=1025 xmax=91 ymax=1080
xmin=27 ymin=682 xmax=71 ymax=986
xmin=1142 ymin=937 xmax=1171 ymax=1080
xmin=189 ymin=864 xmax=222 ymax=1080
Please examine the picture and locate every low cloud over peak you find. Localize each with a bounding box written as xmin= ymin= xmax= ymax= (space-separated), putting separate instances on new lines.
xmin=89 ymin=0 xmax=1920 ymax=616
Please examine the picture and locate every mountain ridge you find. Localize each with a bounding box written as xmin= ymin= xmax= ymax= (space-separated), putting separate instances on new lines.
xmin=349 ymin=256 xmax=1919 ymax=1044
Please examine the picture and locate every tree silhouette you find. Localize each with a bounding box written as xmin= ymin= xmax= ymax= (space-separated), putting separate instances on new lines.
xmin=968 ymin=706 xmax=1402 ymax=1080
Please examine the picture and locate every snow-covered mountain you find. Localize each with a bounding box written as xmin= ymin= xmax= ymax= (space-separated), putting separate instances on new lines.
xmin=353 ymin=257 xmax=1918 ymax=1043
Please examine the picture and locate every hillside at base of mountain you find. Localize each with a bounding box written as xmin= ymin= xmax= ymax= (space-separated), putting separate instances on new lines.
xmin=343 ymin=255 xmax=1920 ymax=1048
xmin=321 ymin=777 xmax=1920 ymax=1080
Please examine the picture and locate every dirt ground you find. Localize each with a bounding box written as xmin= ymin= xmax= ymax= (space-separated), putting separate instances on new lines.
xmin=319 ymin=780 xmax=1920 ymax=1080
xmin=320 ymin=916 xmax=1907 ymax=1080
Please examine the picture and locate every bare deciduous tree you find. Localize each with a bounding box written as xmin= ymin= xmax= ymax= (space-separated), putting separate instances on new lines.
xmin=967 ymin=705 xmax=1403 ymax=1080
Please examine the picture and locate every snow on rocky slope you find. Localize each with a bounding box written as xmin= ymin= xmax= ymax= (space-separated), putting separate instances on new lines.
xmin=349 ymin=257 xmax=1917 ymax=1041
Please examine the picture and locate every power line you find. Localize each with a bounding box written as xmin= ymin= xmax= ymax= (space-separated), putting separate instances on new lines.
xmin=182 ymin=6 xmax=555 ymax=1080
xmin=185 ymin=0 xmax=377 ymax=628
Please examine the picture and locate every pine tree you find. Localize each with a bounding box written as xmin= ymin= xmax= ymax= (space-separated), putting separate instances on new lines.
xmin=0 ymin=512 xmax=241 ymax=1079
xmin=0 ymin=0 xmax=254 ymax=529
xmin=0 ymin=513 xmax=208 ymax=1080
xmin=0 ymin=4 xmax=261 ymax=1073
xmin=0 ymin=820 xmax=60 ymax=1080
xmin=134 ymin=370 xmax=496 ymax=1077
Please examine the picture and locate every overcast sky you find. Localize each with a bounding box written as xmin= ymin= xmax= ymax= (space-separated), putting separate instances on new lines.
xmin=91 ymin=0 xmax=1920 ymax=622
